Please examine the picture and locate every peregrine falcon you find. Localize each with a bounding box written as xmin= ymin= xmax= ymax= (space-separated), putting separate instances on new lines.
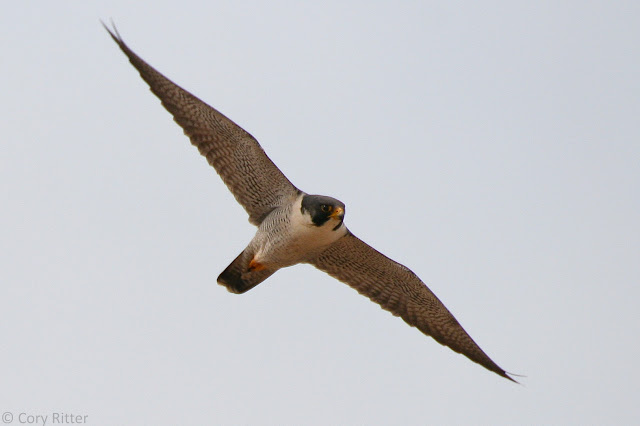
xmin=104 ymin=24 xmax=516 ymax=382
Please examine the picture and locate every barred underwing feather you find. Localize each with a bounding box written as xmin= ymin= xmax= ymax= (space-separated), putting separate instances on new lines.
xmin=104 ymin=24 xmax=299 ymax=225
xmin=309 ymin=232 xmax=516 ymax=382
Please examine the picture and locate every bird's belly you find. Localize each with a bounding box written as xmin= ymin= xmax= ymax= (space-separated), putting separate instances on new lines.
xmin=254 ymin=223 xmax=347 ymax=268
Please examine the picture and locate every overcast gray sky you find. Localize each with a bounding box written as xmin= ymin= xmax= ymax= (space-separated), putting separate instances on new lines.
xmin=2 ymin=1 xmax=639 ymax=425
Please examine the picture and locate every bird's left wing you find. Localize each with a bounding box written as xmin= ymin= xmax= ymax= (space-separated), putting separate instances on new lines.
xmin=104 ymin=24 xmax=300 ymax=225
xmin=308 ymin=232 xmax=516 ymax=382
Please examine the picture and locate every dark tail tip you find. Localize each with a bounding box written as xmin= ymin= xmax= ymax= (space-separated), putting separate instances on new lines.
xmin=217 ymin=265 xmax=250 ymax=294
xmin=217 ymin=251 xmax=277 ymax=294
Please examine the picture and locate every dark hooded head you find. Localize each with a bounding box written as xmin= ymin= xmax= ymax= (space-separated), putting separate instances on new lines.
xmin=301 ymin=195 xmax=346 ymax=230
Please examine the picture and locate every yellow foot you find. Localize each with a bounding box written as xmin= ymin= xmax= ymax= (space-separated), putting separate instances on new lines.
xmin=248 ymin=258 xmax=266 ymax=272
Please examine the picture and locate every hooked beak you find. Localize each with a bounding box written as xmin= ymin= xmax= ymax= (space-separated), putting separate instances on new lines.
xmin=330 ymin=207 xmax=345 ymax=231
xmin=329 ymin=206 xmax=344 ymax=219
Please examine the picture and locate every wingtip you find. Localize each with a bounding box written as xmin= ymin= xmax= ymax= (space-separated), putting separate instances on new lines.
xmin=100 ymin=18 xmax=123 ymax=44
xmin=503 ymin=370 xmax=526 ymax=385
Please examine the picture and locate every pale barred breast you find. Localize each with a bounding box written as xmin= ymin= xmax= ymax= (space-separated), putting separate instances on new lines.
xmin=253 ymin=194 xmax=347 ymax=267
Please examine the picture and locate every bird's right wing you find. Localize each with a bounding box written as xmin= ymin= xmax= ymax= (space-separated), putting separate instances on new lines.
xmin=308 ymin=232 xmax=515 ymax=382
xmin=104 ymin=24 xmax=300 ymax=225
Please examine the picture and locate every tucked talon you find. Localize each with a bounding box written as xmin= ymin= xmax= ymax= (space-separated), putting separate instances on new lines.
xmin=248 ymin=259 xmax=266 ymax=272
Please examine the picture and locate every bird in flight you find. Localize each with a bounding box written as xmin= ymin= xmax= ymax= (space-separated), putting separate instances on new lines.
xmin=104 ymin=23 xmax=516 ymax=382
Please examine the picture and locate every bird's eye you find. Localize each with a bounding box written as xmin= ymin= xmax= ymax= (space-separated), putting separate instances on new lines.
xmin=321 ymin=204 xmax=332 ymax=213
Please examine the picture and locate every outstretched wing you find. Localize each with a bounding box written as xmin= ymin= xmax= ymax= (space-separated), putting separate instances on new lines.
xmin=104 ymin=24 xmax=300 ymax=225
xmin=308 ymin=232 xmax=516 ymax=382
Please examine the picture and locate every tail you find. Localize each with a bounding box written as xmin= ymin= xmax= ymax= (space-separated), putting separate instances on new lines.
xmin=217 ymin=250 xmax=278 ymax=294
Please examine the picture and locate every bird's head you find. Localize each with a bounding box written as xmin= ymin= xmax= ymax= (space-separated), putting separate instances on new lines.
xmin=301 ymin=195 xmax=345 ymax=231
